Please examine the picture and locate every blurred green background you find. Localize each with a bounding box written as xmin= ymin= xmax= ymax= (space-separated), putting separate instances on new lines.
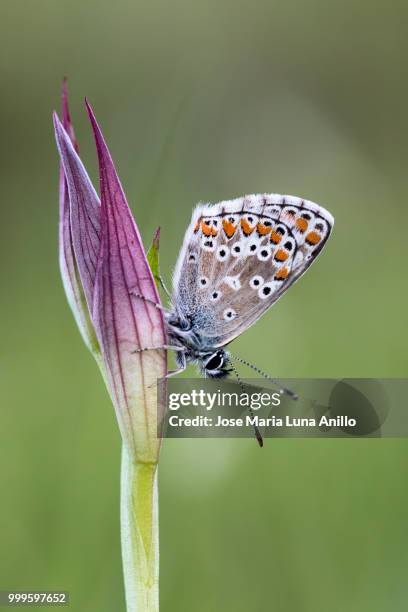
xmin=1 ymin=1 xmax=408 ymax=610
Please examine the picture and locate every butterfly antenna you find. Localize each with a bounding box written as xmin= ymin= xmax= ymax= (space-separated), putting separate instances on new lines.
xmin=227 ymin=357 xmax=263 ymax=448
xmin=228 ymin=352 xmax=298 ymax=401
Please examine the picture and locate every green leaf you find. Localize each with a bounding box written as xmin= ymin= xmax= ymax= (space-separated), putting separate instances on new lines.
xmin=147 ymin=227 xmax=161 ymax=292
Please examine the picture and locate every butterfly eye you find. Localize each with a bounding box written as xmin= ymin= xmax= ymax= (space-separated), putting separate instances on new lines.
xmin=204 ymin=351 xmax=224 ymax=371
xmin=259 ymin=283 xmax=273 ymax=299
xmin=216 ymin=246 xmax=229 ymax=261
xmin=199 ymin=276 xmax=209 ymax=288
xmin=223 ymin=308 xmax=237 ymax=321
xmin=250 ymin=275 xmax=264 ymax=289
xmin=257 ymin=246 xmax=271 ymax=261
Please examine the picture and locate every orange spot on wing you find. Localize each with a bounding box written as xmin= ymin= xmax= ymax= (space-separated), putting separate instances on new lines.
xmin=274 ymin=249 xmax=289 ymax=262
xmin=201 ymin=222 xmax=217 ymax=237
xmin=257 ymin=223 xmax=272 ymax=236
xmin=201 ymin=222 xmax=211 ymax=236
xmin=270 ymin=230 xmax=282 ymax=244
xmin=222 ymin=219 xmax=237 ymax=238
xmin=275 ymin=267 xmax=289 ymax=281
xmin=240 ymin=218 xmax=255 ymax=236
xmin=296 ymin=218 xmax=308 ymax=233
xmin=305 ymin=231 xmax=321 ymax=245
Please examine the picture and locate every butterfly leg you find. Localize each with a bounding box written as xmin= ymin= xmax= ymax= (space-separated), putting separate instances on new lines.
xmin=166 ymin=346 xmax=187 ymax=378
xmin=165 ymin=367 xmax=186 ymax=379
xmin=165 ymin=350 xmax=187 ymax=379
xmin=129 ymin=290 xmax=169 ymax=313
xmin=132 ymin=345 xmax=187 ymax=385
xmin=131 ymin=344 xmax=185 ymax=354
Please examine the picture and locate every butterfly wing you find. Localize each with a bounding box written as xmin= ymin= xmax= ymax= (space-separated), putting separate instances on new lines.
xmin=172 ymin=194 xmax=334 ymax=348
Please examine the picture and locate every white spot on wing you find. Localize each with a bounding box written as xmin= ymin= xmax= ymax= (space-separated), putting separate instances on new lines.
xmin=216 ymin=245 xmax=229 ymax=261
xmin=224 ymin=275 xmax=241 ymax=291
xmin=257 ymin=245 xmax=272 ymax=261
xmin=250 ymin=275 xmax=264 ymax=289
xmin=231 ymin=241 xmax=244 ymax=257
xmin=246 ymin=238 xmax=259 ymax=256
xmin=223 ymin=308 xmax=237 ymax=320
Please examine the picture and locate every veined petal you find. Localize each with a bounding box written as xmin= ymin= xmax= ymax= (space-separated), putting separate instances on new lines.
xmin=86 ymin=101 xmax=167 ymax=463
xmin=54 ymin=110 xmax=101 ymax=315
xmin=56 ymin=83 xmax=100 ymax=354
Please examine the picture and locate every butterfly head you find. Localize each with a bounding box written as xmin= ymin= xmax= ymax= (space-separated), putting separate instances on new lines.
xmin=167 ymin=315 xmax=230 ymax=378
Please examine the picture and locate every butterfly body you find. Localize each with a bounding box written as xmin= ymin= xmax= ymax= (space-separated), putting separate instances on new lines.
xmin=166 ymin=311 xmax=230 ymax=377
xmin=166 ymin=193 xmax=334 ymax=377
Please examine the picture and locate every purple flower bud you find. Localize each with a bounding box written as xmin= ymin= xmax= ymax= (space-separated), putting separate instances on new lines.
xmin=54 ymin=85 xmax=167 ymax=462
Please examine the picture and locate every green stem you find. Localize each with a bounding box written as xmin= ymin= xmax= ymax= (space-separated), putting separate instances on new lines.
xmin=121 ymin=446 xmax=159 ymax=612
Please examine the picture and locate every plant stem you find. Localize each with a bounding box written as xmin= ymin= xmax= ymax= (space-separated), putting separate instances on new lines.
xmin=121 ymin=446 xmax=159 ymax=612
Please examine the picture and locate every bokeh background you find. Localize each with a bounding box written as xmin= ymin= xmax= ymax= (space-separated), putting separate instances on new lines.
xmin=1 ymin=1 xmax=408 ymax=610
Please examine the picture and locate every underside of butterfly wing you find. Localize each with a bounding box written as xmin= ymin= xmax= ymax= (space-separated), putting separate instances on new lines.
xmin=172 ymin=194 xmax=334 ymax=348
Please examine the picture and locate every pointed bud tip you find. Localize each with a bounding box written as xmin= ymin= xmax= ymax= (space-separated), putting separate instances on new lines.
xmin=53 ymin=111 xmax=62 ymax=129
xmin=85 ymin=99 xmax=103 ymax=145
xmin=84 ymin=97 xmax=94 ymax=118
xmin=153 ymin=227 xmax=161 ymax=243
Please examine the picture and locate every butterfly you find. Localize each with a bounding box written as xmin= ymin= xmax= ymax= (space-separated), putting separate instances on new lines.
xmin=164 ymin=193 xmax=334 ymax=378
